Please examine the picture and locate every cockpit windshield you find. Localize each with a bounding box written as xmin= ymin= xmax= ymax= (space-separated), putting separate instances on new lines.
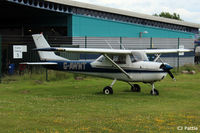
xmin=130 ymin=51 xmax=149 ymax=62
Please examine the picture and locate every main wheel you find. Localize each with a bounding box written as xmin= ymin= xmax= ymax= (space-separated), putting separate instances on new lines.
xmin=150 ymin=89 xmax=159 ymax=96
xmin=131 ymin=84 xmax=141 ymax=92
xmin=103 ymin=86 xmax=113 ymax=95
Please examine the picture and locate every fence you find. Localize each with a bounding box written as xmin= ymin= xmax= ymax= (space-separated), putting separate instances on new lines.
xmin=72 ymin=37 xmax=194 ymax=67
xmin=1 ymin=35 xmax=195 ymax=74
xmin=72 ymin=37 xmax=193 ymax=49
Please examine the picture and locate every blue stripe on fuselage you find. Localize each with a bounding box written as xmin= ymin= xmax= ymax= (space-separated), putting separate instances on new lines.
xmin=45 ymin=61 xmax=166 ymax=73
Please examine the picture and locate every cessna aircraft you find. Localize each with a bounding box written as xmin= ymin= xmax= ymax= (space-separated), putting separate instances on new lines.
xmin=21 ymin=34 xmax=192 ymax=95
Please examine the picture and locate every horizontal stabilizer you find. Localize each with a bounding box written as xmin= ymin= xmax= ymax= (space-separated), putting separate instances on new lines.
xmin=20 ymin=62 xmax=58 ymax=65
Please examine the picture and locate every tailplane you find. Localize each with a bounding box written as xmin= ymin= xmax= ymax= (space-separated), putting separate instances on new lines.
xmin=32 ymin=34 xmax=69 ymax=61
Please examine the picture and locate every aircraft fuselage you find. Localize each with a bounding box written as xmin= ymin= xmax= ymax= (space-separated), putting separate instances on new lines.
xmin=45 ymin=60 xmax=167 ymax=83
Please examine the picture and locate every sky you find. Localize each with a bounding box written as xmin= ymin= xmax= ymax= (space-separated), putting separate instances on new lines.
xmin=74 ymin=0 xmax=200 ymax=24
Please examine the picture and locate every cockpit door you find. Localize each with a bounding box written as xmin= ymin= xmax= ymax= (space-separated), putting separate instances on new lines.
xmin=131 ymin=51 xmax=149 ymax=62
xmin=130 ymin=51 xmax=149 ymax=81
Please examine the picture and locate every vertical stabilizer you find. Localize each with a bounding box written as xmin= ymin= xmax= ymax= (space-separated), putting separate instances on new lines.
xmin=32 ymin=34 xmax=69 ymax=61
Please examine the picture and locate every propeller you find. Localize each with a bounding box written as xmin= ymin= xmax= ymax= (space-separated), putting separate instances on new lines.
xmin=160 ymin=64 xmax=176 ymax=81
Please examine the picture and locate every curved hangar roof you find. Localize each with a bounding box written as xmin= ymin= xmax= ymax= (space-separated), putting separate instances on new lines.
xmin=46 ymin=0 xmax=200 ymax=29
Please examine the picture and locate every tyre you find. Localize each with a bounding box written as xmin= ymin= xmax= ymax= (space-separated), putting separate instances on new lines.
xmin=131 ymin=84 xmax=141 ymax=92
xmin=150 ymin=89 xmax=159 ymax=96
xmin=103 ymin=86 xmax=113 ymax=95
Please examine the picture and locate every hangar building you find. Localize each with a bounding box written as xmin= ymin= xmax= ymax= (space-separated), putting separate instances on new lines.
xmin=0 ymin=0 xmax=200 ymax=74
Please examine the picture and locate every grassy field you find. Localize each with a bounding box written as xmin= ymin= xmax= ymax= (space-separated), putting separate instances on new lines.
xmin=0 ymin=68 xmax=200 ymax=133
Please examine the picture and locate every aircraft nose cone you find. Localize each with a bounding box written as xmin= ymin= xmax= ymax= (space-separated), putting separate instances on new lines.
xmin=160 ymin=63 xmax=175 ymax=81
xmin=160 ymin=64 xmax=173 ymax=71
xmin=165 ymin=64 xmax=173 ymax=70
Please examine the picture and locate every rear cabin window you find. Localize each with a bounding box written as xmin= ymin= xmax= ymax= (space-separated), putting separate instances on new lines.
xmin=97 ymin=56 xmax=105 ymax=62
xmin=112 ymin=55 xmax=126 ymax=64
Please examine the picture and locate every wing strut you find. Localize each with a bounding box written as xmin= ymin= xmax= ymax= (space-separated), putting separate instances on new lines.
xmin=103 ymin=54 xmax=132 ymax=79
xmin=153 ymin=54 xmax=164 ymax=63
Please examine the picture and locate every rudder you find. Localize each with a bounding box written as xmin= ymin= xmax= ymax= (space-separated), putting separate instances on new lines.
xmin=32 ymin=34 xmax=68 ymax=61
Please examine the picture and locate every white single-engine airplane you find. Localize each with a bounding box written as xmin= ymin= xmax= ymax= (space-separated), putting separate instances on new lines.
xmin=22 ymin=34 xmax=192 ymax=95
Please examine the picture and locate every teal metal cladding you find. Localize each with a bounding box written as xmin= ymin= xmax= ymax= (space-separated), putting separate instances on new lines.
xmin=70 ymin=15 xmax=194 ymax=38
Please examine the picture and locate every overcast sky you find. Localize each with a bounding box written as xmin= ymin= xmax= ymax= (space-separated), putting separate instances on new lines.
xmin=75 ymin=0 xmax=200 ymax=24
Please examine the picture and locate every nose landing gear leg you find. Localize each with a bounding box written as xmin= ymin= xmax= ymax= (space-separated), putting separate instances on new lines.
xmin=150 ymin=83 xmax=159 ymax=96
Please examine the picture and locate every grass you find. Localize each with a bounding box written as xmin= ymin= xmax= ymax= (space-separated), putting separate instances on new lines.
xmin=0 ymin=67 xmax=200 ymax=133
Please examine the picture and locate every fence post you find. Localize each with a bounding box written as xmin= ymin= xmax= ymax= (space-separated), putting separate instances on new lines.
xmin=149 ymin=37 xmax=153 ymax=61
xmin=120 ymin=37 xmax=122 ymax=49
xmin=46 ymin=68 xmax=48 ymax=81
xmin=177 ymin=38 xmax=180 ymax=72
xmin=150 ymin=37 xmax=153 ymax=49
xmin=85 ymin=36 xmax=87 ymax=48
xmin=0 ymin=35 xmax=1 ymax=83
xmin=84 ymin=36 xmax=87 ymax=60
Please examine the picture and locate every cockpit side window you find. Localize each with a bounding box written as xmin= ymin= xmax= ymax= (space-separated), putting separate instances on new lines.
xmin=130 ymin=55 xmax=137 ymax=62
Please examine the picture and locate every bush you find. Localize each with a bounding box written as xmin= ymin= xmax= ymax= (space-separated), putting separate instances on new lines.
xmin=180 ymin=64 xmax=200 ymax=72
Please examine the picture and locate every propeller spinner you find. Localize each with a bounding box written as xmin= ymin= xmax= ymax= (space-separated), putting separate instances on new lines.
xmin=160 ymin=64 xmax=176 ymax=81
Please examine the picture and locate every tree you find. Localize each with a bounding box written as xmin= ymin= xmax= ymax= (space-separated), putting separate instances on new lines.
xmin=153 ymin=12 xmax=182 ymax=21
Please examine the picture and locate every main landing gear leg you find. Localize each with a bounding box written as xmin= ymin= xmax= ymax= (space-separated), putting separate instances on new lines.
xmin=128 ymin=82 xmax=141 ymax=92
xmin=103 ymin=79 xmax=117 ymax=95
xmin=150 ymin=83 xmax=159 ymax=96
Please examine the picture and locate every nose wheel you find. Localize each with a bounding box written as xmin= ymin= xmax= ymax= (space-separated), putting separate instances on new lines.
xmin=150 ymin=89 xmax=159 ymax=95
xmin=150 ymin=83 xmax=159 ymax=96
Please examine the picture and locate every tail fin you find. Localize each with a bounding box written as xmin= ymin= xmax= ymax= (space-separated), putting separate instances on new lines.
xmin=32 ymin=34 xmax=69 ymax=61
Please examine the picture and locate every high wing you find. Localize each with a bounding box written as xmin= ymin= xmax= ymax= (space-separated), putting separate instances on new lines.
xmin=34 ymin=47 xmax=193 ymax=54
